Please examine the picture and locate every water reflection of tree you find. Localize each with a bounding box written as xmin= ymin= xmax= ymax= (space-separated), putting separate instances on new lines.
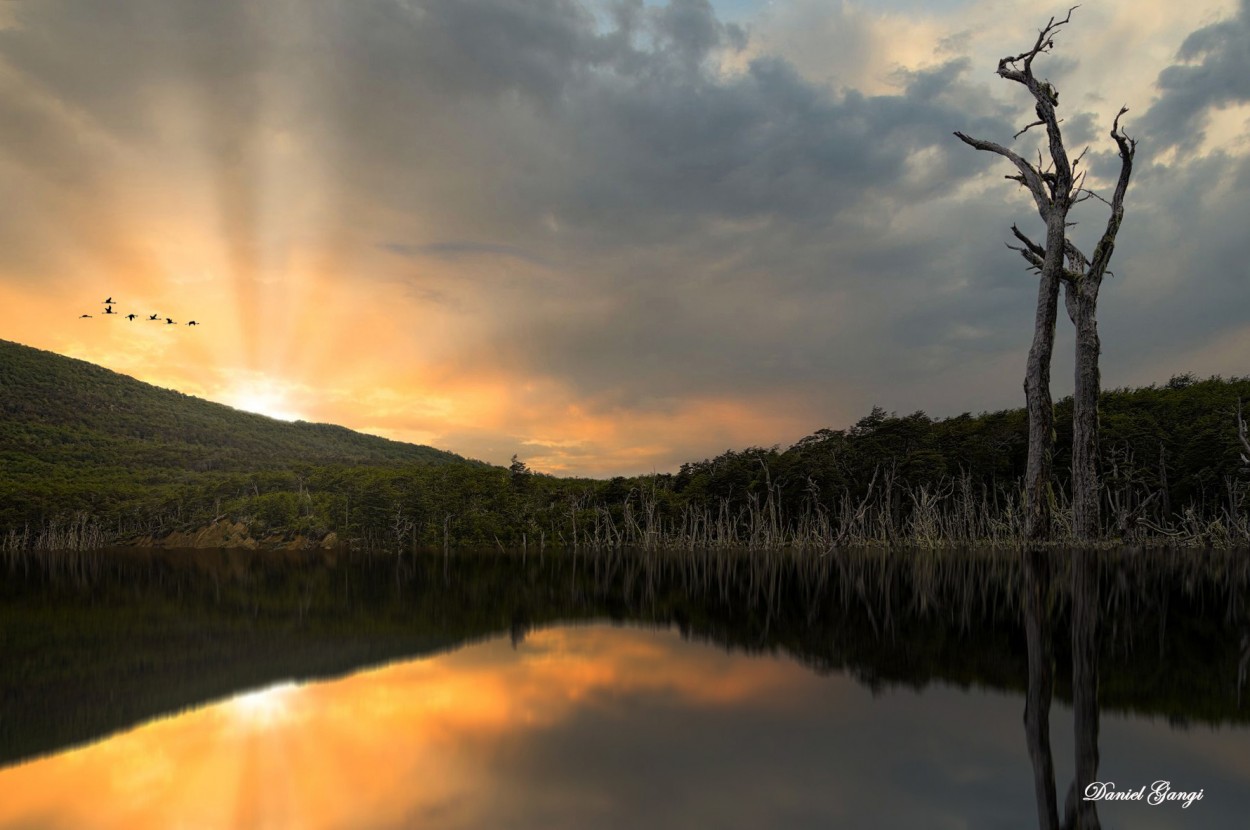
xmin=579 ymin=546 xmax=1246 ymax=830
xmin=1068 ymin=552 xmax=1101 ymax=830
xmin=1022 ymin=549 xmax=1101 ymax=830
xmin=1022 ymin=549 xmax=1060 ymax=828
xmin=5 ymin=546 xmax=1249 ymax=773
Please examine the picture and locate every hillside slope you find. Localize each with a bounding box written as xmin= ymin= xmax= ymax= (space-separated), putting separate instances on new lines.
xmin=0 ymin=339 xmax=470 ymax=473
xmin=0 ymin=339 xmax=486 ymax=535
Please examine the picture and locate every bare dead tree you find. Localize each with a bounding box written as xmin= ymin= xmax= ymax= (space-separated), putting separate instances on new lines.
xmin=957 ymin=8 xmax=1136 ymax=543
xmin=1239 ymin=399 xmax=1250 ymax=474
xmin=954 ymin=8 xmax=1080 ymax=541
xmin=1005 ymin=110 xmax=1137 ymax=544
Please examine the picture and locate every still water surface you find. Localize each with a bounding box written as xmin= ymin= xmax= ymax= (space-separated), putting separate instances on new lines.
xmin=1 ymin=547 xmax=1247 ymax=828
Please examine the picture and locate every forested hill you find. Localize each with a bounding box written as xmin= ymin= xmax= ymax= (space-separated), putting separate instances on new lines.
xmin=2 ymin=336 xmax=1248 ymax=549
xmin=0 ymin=339 xmax=472 ymax=474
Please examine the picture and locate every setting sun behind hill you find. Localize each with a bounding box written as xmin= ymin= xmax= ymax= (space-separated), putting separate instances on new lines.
xmin=226 ymin=380 xmax=304 ymax=422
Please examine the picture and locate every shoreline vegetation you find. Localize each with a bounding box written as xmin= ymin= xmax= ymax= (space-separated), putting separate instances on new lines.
xmin=2 ymin=339 xmax=1249 ymax=552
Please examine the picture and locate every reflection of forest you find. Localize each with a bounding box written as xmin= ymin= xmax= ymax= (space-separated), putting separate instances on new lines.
xmin=2 ymin=547 xmax=1248 ymax=772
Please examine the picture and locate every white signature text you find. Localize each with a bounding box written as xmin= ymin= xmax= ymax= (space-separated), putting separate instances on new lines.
xmin=1083 ymin=781 xmax=1203 ymax=809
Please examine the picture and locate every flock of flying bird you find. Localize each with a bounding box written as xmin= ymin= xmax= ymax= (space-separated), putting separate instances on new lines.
xmin=79 ymin=297 xmax=198 ymax=327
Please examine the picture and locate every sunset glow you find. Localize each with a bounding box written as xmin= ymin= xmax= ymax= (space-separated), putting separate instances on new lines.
xmin=226 ymin=382 xmax=305 ymax=423
xmin=2 ymin=0 xmax=1248 ymax=475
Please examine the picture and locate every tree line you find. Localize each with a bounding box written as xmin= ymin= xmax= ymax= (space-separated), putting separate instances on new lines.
xmin=4 ymin=374 xmax=1248 ymax=551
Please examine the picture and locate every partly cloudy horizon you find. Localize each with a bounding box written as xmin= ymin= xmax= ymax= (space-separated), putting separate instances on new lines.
xmin=2 ymin=0 xmax=1247 ymax=476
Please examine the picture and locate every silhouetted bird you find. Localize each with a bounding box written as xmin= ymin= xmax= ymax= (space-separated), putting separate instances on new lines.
xmin=103 ymin=297 xmax=113 ymax=304
xmin=104 ymin=306 xmax=115 ymax=315
xmin=187 ymin=320 xmax=199 ymax=326
xmin=148 ymin=314 xmax=159 ymax=321
xmin=165 ymin=318 xmax=176 ymax=325
xmin=79 ymin=314 xmax=92 ymax=319
xmin=125 ymin=313 xmax=137 ymax=321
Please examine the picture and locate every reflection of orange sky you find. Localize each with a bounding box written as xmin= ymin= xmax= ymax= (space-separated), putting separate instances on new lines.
xmin=0 ymin=626 xmax=812 ymax=830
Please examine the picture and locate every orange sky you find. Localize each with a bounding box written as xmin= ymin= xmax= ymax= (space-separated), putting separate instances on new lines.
xmin=2 ymin=0 xmax=1247 ymax=476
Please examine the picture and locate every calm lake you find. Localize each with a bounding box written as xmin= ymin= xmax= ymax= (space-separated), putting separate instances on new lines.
xmin=1 ymin=547 xmax=1248 ymax=829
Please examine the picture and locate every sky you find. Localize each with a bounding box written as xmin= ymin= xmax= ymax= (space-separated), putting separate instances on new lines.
xmin=1 ymin=0 xmax=1248 ymax=477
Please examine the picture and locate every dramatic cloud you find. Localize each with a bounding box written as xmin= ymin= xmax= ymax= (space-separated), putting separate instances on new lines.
xmin=1140 ymin=0 xmax=1250 ymax=152
xmin=0 ymin=0 xmax=1247 ymax=474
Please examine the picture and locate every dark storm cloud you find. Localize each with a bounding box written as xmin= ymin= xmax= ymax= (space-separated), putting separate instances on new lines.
xmin=286 ymin=0 xmax=1030 ymax=412
xmin=0 ymin=1 xmax=275 ymax=144
xmin=0 ymin=0 xmax=1011 ymax=265
xmin=1140 ymin=0 xmax=1250 ymax=153
xmin=2 ymin=0 xmax=1246 ymax=451
xmin=1068 ymin=1 xmax=1250 ymax=384
xmin=1098 ymin=150 xmax=1250 ymax=369
xmin=541 ymin=55 xmax=1010 ymax=241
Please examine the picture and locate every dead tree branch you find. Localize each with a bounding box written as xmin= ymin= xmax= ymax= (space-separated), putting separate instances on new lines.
xmin=953 ymin=132 xmax=1052 ymax=218
xmin=1015 ymin=119 xmax=1047 ymax=140
xmin=1086 ymin=107 xmax=1136 ymax=283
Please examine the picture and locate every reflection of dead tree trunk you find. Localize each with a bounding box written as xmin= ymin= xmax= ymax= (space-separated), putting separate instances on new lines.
xmin=1022 ymin=549 xmax=1060 ymax=829
xmin=1022 ymin=549 xmax=1104 ymax=830
xmin=1065 ymin=553 xmax=1102 ymax=830
xmin=955 ymin=9 xmax=1080 ymax=541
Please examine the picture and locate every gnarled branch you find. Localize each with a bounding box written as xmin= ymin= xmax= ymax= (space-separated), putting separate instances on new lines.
xmin=997 ymin=6 xmax=1079 ymax=82
xmin=953 ymin=132 xmax=1051 ymax=219
xmin=1011 ymin=223 xmax=1046 ymax=259
xmin=1086 ymin=106 xmax=1136 ymax=282
xmin=1014 ymin=119 xmax=1047 ymax=140
xmin=1008 ymin=241 xmax=1044 ymax=271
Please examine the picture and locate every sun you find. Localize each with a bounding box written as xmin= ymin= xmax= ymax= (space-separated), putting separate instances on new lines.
xmin=226 ymin=382 xmax=304 ymax=422
xmin=229 ymin=682 xmax=300 ymax=729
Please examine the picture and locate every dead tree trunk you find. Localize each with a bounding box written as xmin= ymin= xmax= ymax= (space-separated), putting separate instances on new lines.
xmin=1040 ymin=111 xmax=1136 ymax=542
xmin=955 ymin=8 xmax=1079 ymax=542
xmin=1238 ymin=399 xmax=1250 ymax=474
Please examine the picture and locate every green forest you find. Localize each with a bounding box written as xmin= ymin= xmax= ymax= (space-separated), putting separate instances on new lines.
xmin=2 ymin=338 xmax=1248 ymax=550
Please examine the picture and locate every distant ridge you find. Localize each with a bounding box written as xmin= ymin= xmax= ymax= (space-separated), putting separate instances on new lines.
xmin=0 ymin=338 xmax=476 ymax=475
